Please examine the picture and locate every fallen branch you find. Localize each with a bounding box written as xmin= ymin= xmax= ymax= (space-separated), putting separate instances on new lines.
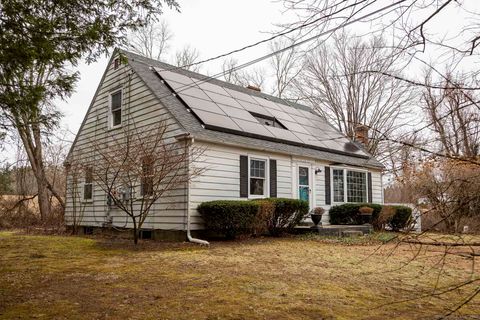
xmin=401 ymin=239 xmax=480 ymax=247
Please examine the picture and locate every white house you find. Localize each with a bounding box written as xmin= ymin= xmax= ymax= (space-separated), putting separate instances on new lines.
xmin=64 ymin=49 xmax=384 ymax=240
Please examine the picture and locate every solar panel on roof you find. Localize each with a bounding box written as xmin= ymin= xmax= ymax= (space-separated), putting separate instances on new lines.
xmin=192 ymin=109 xmax=242 ymax=131
xmin=204 ymin=91 xmax=243 ymax=108
xmin=217 ymin=104 xmax=257 ymax=121
xmin=236 ymin=99 xmax=273 ymax=117
xmin=252 ymin=96 xmax=282 ymax=110
xmin=154 ymin=67 xmax=369 ymax=158
xmin=224 ymin=88 xmax=259 ymax=104
xmin=179 ymin=94 xmax=226 ymax=115
xmin=232 ymin=118 xmax=275 ymax=138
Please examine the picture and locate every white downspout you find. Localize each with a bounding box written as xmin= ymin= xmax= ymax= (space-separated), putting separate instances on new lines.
xmin=176 ymin=133 xmax=209 ymax=246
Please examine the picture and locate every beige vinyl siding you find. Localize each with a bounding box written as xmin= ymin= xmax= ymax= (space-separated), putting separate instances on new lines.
xmin=64 ymin=53 xmax=188 ymax=231
xmin=189 ymin=141 xmax=384 ymax=229
xmin=189 ymin=141 xmax=293 ymax=230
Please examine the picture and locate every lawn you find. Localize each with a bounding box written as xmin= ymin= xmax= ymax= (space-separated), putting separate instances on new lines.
xmin=0 ymin=231 xmax=479 ymax=320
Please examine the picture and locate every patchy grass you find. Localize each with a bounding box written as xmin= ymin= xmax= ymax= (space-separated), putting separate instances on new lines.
xmin=0 ymin=231 xmax=479 ymax=319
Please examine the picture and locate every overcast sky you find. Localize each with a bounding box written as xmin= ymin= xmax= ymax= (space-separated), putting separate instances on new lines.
xmin=3 ymin=0 xmax=477 ymax=162
xmin=57 ymin=0 xmax=292 ymax=143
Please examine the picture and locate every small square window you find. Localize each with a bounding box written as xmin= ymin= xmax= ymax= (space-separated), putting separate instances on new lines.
xmin=110 ymin=91 xmax=122 ymax=127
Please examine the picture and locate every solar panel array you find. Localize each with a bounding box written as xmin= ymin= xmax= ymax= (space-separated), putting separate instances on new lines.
xmin=154 ymin=67 xmax=367 ymax=157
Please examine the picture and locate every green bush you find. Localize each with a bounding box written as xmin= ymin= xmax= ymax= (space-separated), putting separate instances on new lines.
xmin=197 ymin=200 xmax=259 ymax=239
xmin=329 ymin=203 xmax=413 ymax=231
xmin=329 ymin=203 xmax=382 ymax=225
xmin=262 ymin=198 xmax=309 ymax=236
xmin=388 ymin=206 xmax=413 ymax=231
xmin=198 ymin=198 xmax=309 ymax=239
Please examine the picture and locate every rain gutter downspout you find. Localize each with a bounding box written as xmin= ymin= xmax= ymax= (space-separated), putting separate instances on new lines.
xmin=175 ymin=132 xmax=210 ymax=246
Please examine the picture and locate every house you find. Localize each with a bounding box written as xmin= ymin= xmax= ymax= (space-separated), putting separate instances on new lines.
xmin=64 ymin=49 xmax=384 ymax=240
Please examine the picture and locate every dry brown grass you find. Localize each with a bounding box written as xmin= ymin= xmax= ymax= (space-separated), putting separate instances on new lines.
xmin=0 ymin=231 xmax=479 ymax=319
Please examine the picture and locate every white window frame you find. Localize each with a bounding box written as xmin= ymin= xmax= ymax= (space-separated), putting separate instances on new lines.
xmin=247 ymin=155 xmax=269 ymax=199
xmin=82 ymin=167 xmax=93 ymax=203
xmin=297 ymin=164 xmax=314 ymax=209
xmin=108 ymin=89 xmax=123 ymax=129
xmin=331 ymin=167 xmax=368 ymax=204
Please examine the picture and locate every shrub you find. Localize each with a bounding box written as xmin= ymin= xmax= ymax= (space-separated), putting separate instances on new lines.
xmin=197 ymin=200 xmax=259 ymax=239
xmin=329 ymin=203 xmax=382 ymax=225
xmin=313 ymin=207 xmax=325 ymax=215
xmin=261 ymin=198 xmax=309 ymax=236
xmin=374 ymin=205 xmax=396 ymax=231
xmin=388 ymin=205 xmax=413 ymax=231
xmin=253 ymin=200 xmax=275 ymax=236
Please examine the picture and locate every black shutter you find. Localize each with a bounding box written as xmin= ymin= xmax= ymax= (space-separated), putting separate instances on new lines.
xmin=367 ymin=172 xmax=373 ymax=203
xmin=240 ymin=155 xmax=248 ymax=198
xmin=325 ymin=166 xmax=331 ymax=205
xmin=269 ymin=159 xmax=277 ymax=198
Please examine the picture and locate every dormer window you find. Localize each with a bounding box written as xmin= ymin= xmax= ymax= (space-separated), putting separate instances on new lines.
xmin=250 ymin=112 xmax=286 ymax=129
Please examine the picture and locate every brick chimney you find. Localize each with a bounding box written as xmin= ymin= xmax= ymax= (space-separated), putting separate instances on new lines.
xmin=354 ymin=124 xmax=369 ymax=146
xmin=246 ymin=85 xmax=261 ymax=92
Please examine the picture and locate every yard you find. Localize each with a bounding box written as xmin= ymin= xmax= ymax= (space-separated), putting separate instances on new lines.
xmin=0 ymin=231 xmax=479 ymax=320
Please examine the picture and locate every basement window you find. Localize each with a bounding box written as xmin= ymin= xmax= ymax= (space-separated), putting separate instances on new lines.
xmin=250 ymin=112 xmax=286 ymax=129
xmin=140 ymin=230 xmax=153 ymax=240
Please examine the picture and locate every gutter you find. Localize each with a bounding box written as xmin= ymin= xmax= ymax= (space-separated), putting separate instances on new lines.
xmin=175 ymin=132 xmax=210 ymax=246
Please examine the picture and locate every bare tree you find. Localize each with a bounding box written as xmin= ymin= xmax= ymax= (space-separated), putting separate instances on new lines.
xmin=174 ymin=45 xmax=202 ymax=72
xmin=295 ymin=33 xmax=414 ymax=158
xmin=64 ymin=158 xmax=86 ymax=234
xmin=221 ymin=57 xmax=266 ymax=89
xmin=83 ymin=122 xmax=204 ymax=244
xmin=269 ymin=37 xmax=301 ymax=99
xmin=422 ymin=71 xmax=480 ymax=159
xmin=127 ymin=20 xmax=173 ymax=60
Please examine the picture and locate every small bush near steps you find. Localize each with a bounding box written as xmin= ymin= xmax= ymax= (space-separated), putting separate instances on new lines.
xmin=329 ymin=203 xmax=413 ymax=231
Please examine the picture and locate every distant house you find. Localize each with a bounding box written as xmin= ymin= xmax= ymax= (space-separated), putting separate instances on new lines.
xmin=65 ymin=49 xmax=384 ymax=240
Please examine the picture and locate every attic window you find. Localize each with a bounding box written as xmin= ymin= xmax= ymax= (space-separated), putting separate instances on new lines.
xmin=250 ymin=112 xmax=286 ymax=129
xmin=114 ymin=58 xmax=120 ymax=70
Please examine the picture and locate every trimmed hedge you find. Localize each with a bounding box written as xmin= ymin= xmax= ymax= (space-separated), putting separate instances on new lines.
xmin=257 ymin=198 xmax=309 ymax=236
xmin=388 ymin=206 xmax=413 ymax=231
xmin=197 ymin=200 xmax=259 ymax=239
xmin=329 ymin=203 xmax=382 ymax=225
xmin=329 ymin=203 xmax=412 ymax=231
xmin=198 ymin=198 xmax=309 ymax=239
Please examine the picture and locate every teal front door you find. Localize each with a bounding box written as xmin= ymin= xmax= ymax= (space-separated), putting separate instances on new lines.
xmin=298 ymin=166 xmax=310 ymax=205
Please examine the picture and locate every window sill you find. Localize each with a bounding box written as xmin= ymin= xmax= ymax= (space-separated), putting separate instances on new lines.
xmin=248 ymin=195 xmax=268 ymax=199
xmin=107 ymin=124 xmax=122 ymax=132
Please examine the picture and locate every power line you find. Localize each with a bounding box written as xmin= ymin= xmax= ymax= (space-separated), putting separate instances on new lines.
xmin=170 ymin=0 xmax=372 ymax=72
xmin=148 ymin=0 xmax=408 ymax=101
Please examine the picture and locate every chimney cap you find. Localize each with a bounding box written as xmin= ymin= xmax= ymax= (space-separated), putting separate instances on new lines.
xmin=246 ymin=85 xmax=261 ymax=92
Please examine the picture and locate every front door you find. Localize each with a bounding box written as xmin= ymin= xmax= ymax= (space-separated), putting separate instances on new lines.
xmin=298 ymin=166 xmax=310 ymax=206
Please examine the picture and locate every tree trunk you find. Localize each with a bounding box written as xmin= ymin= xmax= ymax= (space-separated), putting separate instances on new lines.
xmin=36 ymin=176 xmax=51 ymax=221
xmin=133 ymin=218 xmax=139 ymax=245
